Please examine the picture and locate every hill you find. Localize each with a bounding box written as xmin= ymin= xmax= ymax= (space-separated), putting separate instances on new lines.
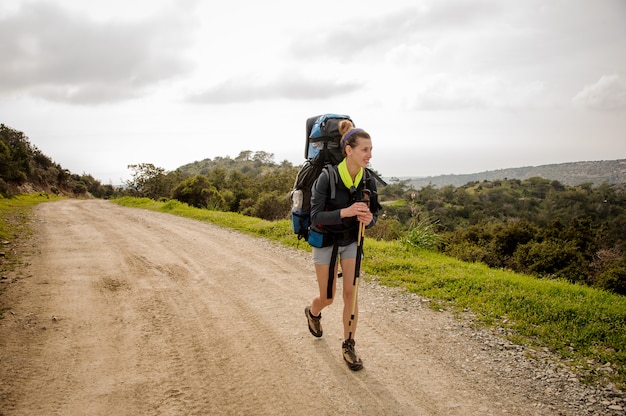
xmin=0 ymin=124 xmax=114 ymax=198
xmin=402 ymin=159 xmax=626 ymax=189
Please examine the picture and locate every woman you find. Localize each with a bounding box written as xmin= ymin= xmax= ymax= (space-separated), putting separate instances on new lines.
xmin=304 ymin=120 xmax=379 ymax=371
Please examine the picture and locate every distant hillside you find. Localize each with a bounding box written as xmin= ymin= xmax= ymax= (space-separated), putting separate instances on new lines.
xmin=403 ymin=159 xmax=626 ymax=189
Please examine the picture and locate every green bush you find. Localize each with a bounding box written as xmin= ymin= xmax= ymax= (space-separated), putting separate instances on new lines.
xmin=244 ymin=191 xmax=290 ymax=221
xmin=514 ymin=239 xmax=587 ymax=283
xmin=596 ymin=265 xmax=626 ymax=295
xmin=172 ymin=175 xmax=226 ymax=210
xmin=444 ymin=240 xmax=490 ymax=264
xmin=400 ymin=216 xmax=445 ymax=251
xmin=366 ymin=216 xmax=404 ymax=241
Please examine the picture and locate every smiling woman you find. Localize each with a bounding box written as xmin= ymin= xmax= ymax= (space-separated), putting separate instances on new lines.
xmin=305 ymin=119 xmax=382 ymax=371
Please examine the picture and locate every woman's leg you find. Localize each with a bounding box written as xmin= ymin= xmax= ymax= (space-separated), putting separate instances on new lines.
xmin=339 ymin=257 xmax=357 ymax=339
xmin=306 ymin=246 xmax=339 ymax=338
xmin=339 ymin=249 xmax=363 ymax=371
xmin=310 ymin=263 xmax=338 ymax=315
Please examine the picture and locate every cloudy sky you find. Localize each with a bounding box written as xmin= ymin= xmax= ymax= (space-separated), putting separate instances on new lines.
xmin=1 ymin=0 xmax=625 ymax=184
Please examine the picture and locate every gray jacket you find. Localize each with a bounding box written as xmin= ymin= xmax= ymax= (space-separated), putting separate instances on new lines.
xmin=310 ymin=165 xmax=379 ymax=245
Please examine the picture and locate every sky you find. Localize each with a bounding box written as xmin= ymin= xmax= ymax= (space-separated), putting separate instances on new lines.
xmin=1 ymin=0 xmax=625 ymax=185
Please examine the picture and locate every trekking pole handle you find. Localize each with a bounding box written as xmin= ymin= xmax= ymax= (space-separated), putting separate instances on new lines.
xmin=357 ymin=189 xmax=370 ymax=246
xmin=360 ymin=189 xmax=371 ymax=205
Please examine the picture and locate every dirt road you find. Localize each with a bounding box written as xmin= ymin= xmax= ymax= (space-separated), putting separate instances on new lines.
xmin=0 ymin=200 xmax=612 ymax=415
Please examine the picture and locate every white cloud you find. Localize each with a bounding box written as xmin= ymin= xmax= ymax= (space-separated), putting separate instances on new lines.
xmin=288 ymin=1 xmax=500 ymax=63
xmin=409 ymin=73 xmax=545 ymax=110
xmin=185 ymin=73 xmax=363 ymax=104
xmin=0 ymin=2 xmax=194 ymax=104
xmin=573 ymin=74 xmax=626 ymax=112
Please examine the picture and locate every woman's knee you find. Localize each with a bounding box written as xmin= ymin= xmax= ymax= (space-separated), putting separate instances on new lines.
xmin=320 ymin=297 xmax=334 ymax=307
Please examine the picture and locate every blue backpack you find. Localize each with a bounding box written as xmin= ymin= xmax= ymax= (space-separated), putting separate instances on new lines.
xmin=290 ymin=114 xmax=352 ymax=242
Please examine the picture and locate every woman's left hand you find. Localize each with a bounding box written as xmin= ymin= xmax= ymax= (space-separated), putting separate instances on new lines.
xmin=356 ymin=206 xmax=372 ymax=225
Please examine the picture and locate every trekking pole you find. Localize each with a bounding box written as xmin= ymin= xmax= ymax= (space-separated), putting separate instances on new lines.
xmin=347 ymin=189 xmax=370 ymax=341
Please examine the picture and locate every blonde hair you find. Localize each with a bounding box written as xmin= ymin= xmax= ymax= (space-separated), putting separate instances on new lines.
xmin=338 ymin=120 xmax=371 ymax=156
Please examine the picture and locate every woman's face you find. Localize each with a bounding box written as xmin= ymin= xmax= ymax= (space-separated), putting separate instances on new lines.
xmin=347 ymin=138 xmax=372 ymax=168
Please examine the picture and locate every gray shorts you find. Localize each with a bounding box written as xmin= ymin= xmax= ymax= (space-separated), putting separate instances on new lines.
xmin=312 ymin=242 xmax=358 ymax=265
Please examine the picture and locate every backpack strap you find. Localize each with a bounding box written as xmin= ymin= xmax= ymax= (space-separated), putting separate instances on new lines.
xmin=366 ymin=168 xmax=387 ymax=187
xmin=322 ymin=164 xmax=340 ymax=300
xmin=327 ymin=242 xmax=339 ymax=299
xmin=325 ymin=163 xmax=337 ymax=200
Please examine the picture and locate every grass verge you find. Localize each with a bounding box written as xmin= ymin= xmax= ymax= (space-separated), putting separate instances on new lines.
xmin=116 ymin=197 xmax=625 ymax=388
xmin=0 ymin=193 xmax=63 ymax=312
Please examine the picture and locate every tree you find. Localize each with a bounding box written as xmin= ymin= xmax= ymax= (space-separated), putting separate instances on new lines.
xmin=378 ymin=177 xmax=410 ymax=199
xmin=235 ymin=150 xmax=253 ymax=161
xmin=0 ymin=124 xmax=100 ymax=197
xmin=172 ymin=175 xmax=227 ymax=210
xmin=0 ymin=124 xmax=31 ymax=185
xmin=126 ymin=163 xmax=169 ymax=199
xmin=224 ymin=170 xmax=254 ymax=212
xmin=252 ymin=151 xmax=275 ymax=165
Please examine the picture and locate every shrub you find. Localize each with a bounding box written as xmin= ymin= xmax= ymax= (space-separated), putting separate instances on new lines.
xmin=245 ymin=191 xmax=290 ymax=221
xmin=596 ymin=265 xmax=626 ymax=295
xmin=444 ymin=240 xmax=491 ymax=264
xmin=514 ymin=240 xmax=587 ymax=283
xmin=400 ymin=216 xmax=445 ymax=251
xmin=172 ymin=175 xmax=226 ymax=210
xmin=366 ymin=216 xmax=404 ymax=241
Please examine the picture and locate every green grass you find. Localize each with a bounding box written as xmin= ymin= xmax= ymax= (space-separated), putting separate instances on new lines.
xmin=0 ymin=193 xmax=64 ymax=305
xmin=368 ymin=244 xmax=625 ymax=359
xmin=0 ymin=193 xmax=63 ymax=241
xmin=115 ymin=197 xmax=309 ymax=249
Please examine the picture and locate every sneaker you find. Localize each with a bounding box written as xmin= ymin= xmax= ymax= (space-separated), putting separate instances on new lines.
xmin=305 ymin=306 xmax=323 ymax=337
xmin=342 ymin=338 xmax=363 ymax=371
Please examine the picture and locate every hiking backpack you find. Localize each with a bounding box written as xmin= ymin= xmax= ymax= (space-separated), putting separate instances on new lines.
xmin=290 ymin=114 xmax=352 ymax=242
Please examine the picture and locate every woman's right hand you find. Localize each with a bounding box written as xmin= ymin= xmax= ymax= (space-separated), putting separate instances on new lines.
xmin=341 ymin=202 xmax=369 ymax=219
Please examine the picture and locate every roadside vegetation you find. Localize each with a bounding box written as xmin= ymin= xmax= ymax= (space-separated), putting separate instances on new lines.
xmin=0 ymin=194 xmax=63 ymax=299
xmin=383 ymin=179 xmax=626 ymax=296
xmin=0 ymin=124 xmax=115 ymax=199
